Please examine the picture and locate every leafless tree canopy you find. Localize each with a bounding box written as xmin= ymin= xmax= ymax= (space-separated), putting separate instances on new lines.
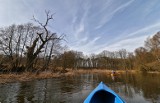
xmin=0 ymin=11 xmax=63 ymax=72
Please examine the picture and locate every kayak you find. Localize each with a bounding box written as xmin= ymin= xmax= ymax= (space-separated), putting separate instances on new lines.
xmin=84 ymin=82 xmax=125 ymax=103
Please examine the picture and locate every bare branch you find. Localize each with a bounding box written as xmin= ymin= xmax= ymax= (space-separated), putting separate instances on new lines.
xmin=37 ymin=32 xmax=44 ymax=43
xmin=32 ymin=15 xmax=43 ymax=27
xmin=32 ymin=11 xmax=54 ymax=28
xmin=32 ymin=11 xmax=55 ymax=42
xmin=44 ymin=10 xmax=54 ymax=27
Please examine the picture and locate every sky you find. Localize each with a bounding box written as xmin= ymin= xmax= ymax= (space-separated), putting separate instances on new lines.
xmin=0 ymin=0 xmax=160 ymax=54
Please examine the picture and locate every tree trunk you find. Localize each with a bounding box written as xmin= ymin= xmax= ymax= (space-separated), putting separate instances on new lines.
xmin=26 ymin=55 xmax=36 ymax=71
xmin=25 ymin=37 xmax=39 ymax=71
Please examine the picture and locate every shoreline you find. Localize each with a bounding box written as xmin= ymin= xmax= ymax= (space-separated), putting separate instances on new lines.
xmin=0 ymin=69 xmax=158 ymax=84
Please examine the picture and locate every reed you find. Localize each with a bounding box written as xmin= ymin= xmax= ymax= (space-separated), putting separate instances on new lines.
xmin=0 ymin=69 xmax=137 ymax=84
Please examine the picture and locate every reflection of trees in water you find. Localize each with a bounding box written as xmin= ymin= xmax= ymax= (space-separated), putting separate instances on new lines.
xmin=138 ymin=73 xmax=160 ymax=102
xmin=0 ymin=83 xmax=20 ymax=102
xmin=16 ymin=81 xmax=35 ymax=103
xmin=0 ymin=73 xmax=160 ymax=102
xmin=99 ymin=72 xmax=160 ymax=102
xmin=120 ymin=73 xmax=160 ymax=102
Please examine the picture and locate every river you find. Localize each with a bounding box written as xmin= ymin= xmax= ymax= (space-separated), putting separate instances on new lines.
xmin=0 ymin=72 xmax=160 ymax=103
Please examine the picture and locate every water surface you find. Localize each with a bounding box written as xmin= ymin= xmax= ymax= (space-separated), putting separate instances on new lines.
xmin=0 ymin=72 xmax=160 ymax=103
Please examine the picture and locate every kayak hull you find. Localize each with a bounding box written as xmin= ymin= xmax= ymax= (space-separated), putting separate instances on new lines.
xmin=84 ymin=82 xmax=125 ymax=103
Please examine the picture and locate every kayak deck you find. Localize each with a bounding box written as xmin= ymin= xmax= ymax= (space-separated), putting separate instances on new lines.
xmin=90 ymin=90 xmax=115 ymax=103
xmin=84 ymin=82 xmax=125 ymax=103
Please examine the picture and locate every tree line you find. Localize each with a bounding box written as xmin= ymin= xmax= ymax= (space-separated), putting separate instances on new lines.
xmin=0 ymin=12 xmax=159 ymax=73
xmin=59 ymin=31 xmax=160 ymax=72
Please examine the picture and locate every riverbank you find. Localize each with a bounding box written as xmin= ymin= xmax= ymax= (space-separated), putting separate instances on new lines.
xmin=0 ymin=71 xmax=60 ymax=84
xmin=0 ymin=69 xmax=154 ymax=84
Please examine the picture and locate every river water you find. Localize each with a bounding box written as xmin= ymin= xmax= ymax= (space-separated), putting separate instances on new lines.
xmin=0 ymin=72 xmax=160 ymax=103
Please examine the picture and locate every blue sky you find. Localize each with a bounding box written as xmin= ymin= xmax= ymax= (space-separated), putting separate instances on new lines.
xmin=0 ymin=0 xmax=160 ymax=54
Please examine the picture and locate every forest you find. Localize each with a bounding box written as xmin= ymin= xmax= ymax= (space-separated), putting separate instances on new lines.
xmin=0 ymin=12 xmax=160 ymax=74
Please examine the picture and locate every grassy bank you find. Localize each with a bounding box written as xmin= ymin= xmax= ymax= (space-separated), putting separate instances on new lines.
xmin=0 ymin=69 xmax=143 ymax=84
xmin=0 ymin=72 xmax=61 ymax=84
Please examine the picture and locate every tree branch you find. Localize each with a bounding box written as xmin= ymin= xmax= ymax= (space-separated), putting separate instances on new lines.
xmin=37 ymin=32 xmax=44 ymax=43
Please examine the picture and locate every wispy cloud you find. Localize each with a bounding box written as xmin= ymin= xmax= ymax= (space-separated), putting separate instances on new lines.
xmin=95 ymin=0 xmax=135 ymax=29
xmin=74 ymin=24 xmax=85 ymax=39
xmin=1 ymin=0 xmax=160 ymax=55
xmin=71 ymin=1 xmax=91 ymax=39
xmin=68 ymin=0 xmax=160 ymax=54
xmin=127 ymin=22 xmax=160 ymax=37
xmin=70 ymin=36 xmax=101 ymax=54
xmin=95 ymin=22 xmax=160 ymax=53
xmin=112 ymin=22 xmax=160 ymax=43
xmin=103 ymin=35 xmax=148 ymax=52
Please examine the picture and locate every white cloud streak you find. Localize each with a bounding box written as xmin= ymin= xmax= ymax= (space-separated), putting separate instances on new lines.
xmin=95 ymin=22 xmax=160 ymax=54
xmin=104 ymin=35 xmax=148 ymax=52
xmin=0 ymin=0 xmax=160 ymax=55
xmin=70 ymin=36 xmax=101 ymax=55
xmin=95 ymin=0 xmax=135 ymax=29
xmin=128 ymin=22 xmax=160 ymax=37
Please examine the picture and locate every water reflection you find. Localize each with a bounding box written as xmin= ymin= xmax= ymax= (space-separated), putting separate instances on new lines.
xmin=0 ymin=72 xmax=160 ymax=103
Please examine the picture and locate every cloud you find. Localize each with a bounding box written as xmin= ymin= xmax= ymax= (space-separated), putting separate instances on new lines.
xmin=69 ymin=36 xmax=101 ymax=54
xmin=1 ymin=0 xmax=160 ymax=55
xmin=95 ymin=0 xmax=135 ymax=29
xmin=112 ymin=22 xmax=160 ymax=43
xmin=74 ymin=24 xmax=85 ymax=39
xmin=0 ymin=0 xmax=49 ymax=27
xmin=72 ymin=1 xmax=91 ymax=39
xmin=104 ymin=35 xmax=148 ymax=52
xmin=95 ymin=22 xmax=160 ymax=54
xmin=127 ymin=22 xmax=160 ymax=37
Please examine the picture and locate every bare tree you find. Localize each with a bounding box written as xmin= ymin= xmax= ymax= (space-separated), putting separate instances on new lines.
xmin=145 ymin=32 xmax=160 ymax=62
xmin=25 ymin=11 xmax=63 ymax=71
xmin=118 ymin=49 xmax=127 ymax=70
xmin=0 ymin=25 xmax=16 ymax=69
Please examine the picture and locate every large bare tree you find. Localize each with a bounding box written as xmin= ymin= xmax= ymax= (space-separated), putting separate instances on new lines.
xmin=25 ymin=11 xmax=63 ymax=71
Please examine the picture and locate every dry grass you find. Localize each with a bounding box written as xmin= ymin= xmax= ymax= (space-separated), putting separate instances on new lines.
xmin=69 ymin=69 xmax=136 ymax=74
xmin=0 ymin=71 xmax=61 ymax=84
xmin=0 ymin=69 xmax=137 ymax=84
xmin=65 ymin=69 xmax=137 ymax=77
